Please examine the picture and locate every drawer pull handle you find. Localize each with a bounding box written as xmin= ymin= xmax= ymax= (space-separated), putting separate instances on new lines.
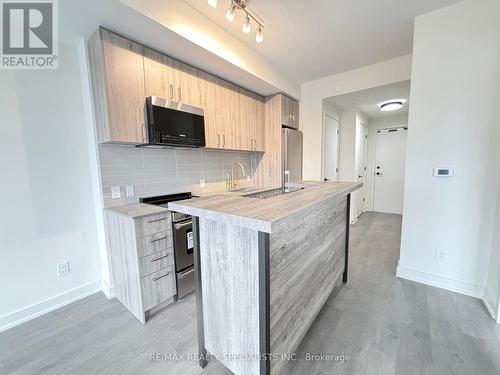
xmin=153 ymin=272 xmax=169 ymax=281
xmin=150 ymin=236 xmax=168 ymax=243
xmin=151 ymin=254 xmax=169 ymax=262
xmin=148 ymin=218 xmax=167 ymax=223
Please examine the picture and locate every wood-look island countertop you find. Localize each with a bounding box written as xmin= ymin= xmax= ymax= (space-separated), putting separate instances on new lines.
xmin=168 ymin=181 xmax=361 ymax=233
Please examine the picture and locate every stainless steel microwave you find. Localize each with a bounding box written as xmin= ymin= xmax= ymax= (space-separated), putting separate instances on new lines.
xmin=142 ymin=96 xmax=205 ymax=148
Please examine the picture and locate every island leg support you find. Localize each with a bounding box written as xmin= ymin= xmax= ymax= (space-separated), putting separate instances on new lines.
xmin=343 ymin=194 xmax=351 ymax=283
xmin=258 ymin=231 xmax=271 ymax=375
xmin=193 ymin=217 xmax=208 ymax=368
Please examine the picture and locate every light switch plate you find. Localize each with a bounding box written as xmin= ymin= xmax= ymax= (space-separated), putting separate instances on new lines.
xmin=247 ymin=176 xmax=251 ymax=182
xmin=125 ymin=185 xmax=135 ymax=198
xmin=111 ymin=185 xmax=121 ymax=199
xmin=200 ymin=179 xmax=206 ymax=188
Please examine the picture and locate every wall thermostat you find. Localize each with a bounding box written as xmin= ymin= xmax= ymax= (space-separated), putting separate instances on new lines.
xmin=433 ymin=167 xmax=453 ymax=177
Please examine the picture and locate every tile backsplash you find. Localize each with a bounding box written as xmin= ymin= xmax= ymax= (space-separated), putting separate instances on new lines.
xmin=98 ymin=144 xmax=255 ymax=207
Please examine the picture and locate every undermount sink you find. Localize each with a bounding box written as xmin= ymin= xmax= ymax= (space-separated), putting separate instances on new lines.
xmin=230 ymin=187 xmax=261 ymax=193
xmin=243 ymin=186 xmax=305 ymax=199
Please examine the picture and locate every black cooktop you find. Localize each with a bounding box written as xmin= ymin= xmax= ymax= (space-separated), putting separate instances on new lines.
xmin=140 ymin=192 xmax=194 ymax=206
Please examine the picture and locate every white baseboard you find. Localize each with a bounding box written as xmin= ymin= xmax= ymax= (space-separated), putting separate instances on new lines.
xmin=101 ymin=279 xmax=114 ymax=299
xmin=396 ymin=265 xmax=485 ymax=298
xmin=0 ymin=280 xmax=102 ymax=333
xmin=482 ymin=288 xmax=500 ymax=323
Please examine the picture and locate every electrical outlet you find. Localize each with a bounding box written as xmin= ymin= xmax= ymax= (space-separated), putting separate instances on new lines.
xmin=125 ymin=185 xmax=135 ymax=198
xmin=200 ymin=179 xmax=206 ymax=188
xmin=57 ymin=261 xmax=70 ymax=277
xmin=111 ymin=185 xmax=121 ymax=199
xmin=435 ymin=249 xmax=446 ymax=262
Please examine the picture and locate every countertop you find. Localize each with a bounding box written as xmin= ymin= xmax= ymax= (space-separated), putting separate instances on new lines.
xmin=103 ymin=187 xmax=274 ymax=218
xmin=105 ymin=203 xmax=169 ymax=219
xmin=168 ymin=181 xmax=362 ymax=233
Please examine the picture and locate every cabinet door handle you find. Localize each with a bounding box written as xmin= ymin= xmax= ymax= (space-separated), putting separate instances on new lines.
xmin=151 ymin=254 xmax=169 ymax=262
xmin=169 ymin=84 xmax=174 ymax=100
xmin=148 ymin=217 xmax=167 ymax=223
xmin=222 ymin=134 xmax=226 ymax=148
xmin=150 ymin=236 xmax=168 ymax=243
xmin=178 ymin=86 xmax=182 ymax=101
xmin=153 ymin=272 xmax=170 ymax=281
xmin=217 ymin=134 xmax=220 ymax=148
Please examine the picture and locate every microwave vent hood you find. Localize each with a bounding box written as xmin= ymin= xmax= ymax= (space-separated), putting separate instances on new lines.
xmin=138 ymin=96 xmax=205 ymax=149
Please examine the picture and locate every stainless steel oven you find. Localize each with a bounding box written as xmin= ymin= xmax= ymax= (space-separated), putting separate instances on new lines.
xmin=172 ymin=212 xmax=195 ymax=299
xmin=140 ymin=193 xmax=196 ymax=299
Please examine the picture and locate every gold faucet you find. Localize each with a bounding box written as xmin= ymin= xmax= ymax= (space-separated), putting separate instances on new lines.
xmin=231 ymin=162 xmax=246 ymax=190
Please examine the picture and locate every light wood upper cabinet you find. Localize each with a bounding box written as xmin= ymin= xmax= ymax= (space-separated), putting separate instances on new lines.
xmin=143 ymin=47 xmax=176 ymax=100
xmin=280 ymin=94 xmax=299 ymax=129
xmin=88 ymin=27 xmax=266 ymax=151
xmin=88 ymin=28 xmax=147 ymax=144
xmin=240 ymin=90 xmax=265 ymax=152
xmin=201 ymin=72 xmax=220 ymax=148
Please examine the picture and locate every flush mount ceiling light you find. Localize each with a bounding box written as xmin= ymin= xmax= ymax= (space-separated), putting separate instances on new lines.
xmin=378 ymin=99 xmax=407 ymax=112
xmin=209 ymin=0 xmax=264 ymax=43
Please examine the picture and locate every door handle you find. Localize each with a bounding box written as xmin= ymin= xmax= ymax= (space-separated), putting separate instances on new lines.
xmin=169 ymin=84 xmax=174 ymax=100
xmin=178 ymin=86 xmax=182 ymax=101
xmin=222 ymin=134 xmax=226 ymax=148
xmin=376 ymin=172 xmax=383 ymax=176
xmin=217 ymin=134 xmax=220 ymax=148
xmin=179 ymin=268 xmax=195 ymax=279
xmin=358 ymin=175 xmax=363 ymax=178
xmin=174 ymin=221 xmax=192 ymax=230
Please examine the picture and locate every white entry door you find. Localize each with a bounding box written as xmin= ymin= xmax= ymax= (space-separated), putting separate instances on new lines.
xmin=354 ymin=123 xmax=368 ymax=218
xmin=374 ymin=127 xmax=408 ymax=214
xmin=323 ymin=115 xmax=340 ymax=181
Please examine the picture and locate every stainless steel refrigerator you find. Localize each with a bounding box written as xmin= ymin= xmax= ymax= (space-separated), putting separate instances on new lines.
xmin=282 ymin=128 xmax=303 ymax=186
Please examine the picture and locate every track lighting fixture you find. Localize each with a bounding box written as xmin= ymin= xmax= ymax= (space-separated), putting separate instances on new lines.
xmin=256 ymin=24 xmax=263 ymax=43
xmin=242 ymin=14 xmax=251 ymax=33
xmin=209 ymin=0 xmax=264 ymax=43
xmin=225 ymin=1 xmax=236 ymax=22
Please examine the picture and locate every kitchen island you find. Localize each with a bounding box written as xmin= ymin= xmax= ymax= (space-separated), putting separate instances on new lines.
xmin=168 ymin=181 xmax=361 ymax=375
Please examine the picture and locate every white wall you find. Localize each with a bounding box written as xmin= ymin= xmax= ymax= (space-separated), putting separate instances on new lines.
xmin=300 ymin=55 xmax=412 ymax=181
xmin=365 ymin=114 xmax=409 ymax=211
xmin=485 ymin=183 xmax=500 ymax=322
xmin=398 ymin=0 xmax=500 ymax=299
xmin=0 ymin=39 xmax=102 ymax=331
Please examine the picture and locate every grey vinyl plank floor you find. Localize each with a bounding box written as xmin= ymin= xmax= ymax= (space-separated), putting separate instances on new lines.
xmin=2 ymin=212 xmax=499 ymax=375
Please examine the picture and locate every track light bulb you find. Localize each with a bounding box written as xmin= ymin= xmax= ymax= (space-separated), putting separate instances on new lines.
xmin=256 ymin=25 xmax=263 ymax=43
xmin=243 ymin=14 xmax=251 ymax=33
xmin=225 ymin=3 xmax=236 ymax=22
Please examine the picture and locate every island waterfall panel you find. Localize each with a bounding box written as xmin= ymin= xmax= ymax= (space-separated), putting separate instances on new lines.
xmin=269 ymin=196 xmax=347 ymax=374
xmin=199 ymin=219 xmax=261 ymax=375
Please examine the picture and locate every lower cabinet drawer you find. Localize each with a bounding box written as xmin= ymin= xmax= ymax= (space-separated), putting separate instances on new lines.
xmin=136 ymin=213 xmax=171 ymax=238
xmin=137 ymin=231 xmax=173 ymax=258
xmin=141 ymin=266 xmax=176 ymax=311
xmin=139 ymin=249 xmax=174 ymax=277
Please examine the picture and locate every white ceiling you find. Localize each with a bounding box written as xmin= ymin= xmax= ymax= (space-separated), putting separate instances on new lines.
xmin=325 ymin=80 xmax=411 ymax=119
xmin=183 ymin=0 xmax=461 ymax=82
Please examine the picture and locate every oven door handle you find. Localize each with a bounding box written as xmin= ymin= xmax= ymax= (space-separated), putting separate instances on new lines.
xmin=178 ymin=268 xmax=195 ymax=279
xmin=174 ymin=221 xmax=192 ymax=230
